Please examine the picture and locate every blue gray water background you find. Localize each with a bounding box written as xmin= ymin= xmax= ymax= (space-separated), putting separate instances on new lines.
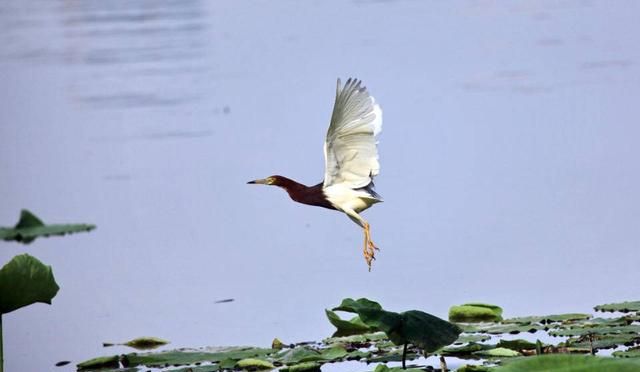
xmin=1 ymin=1 xmax=640 ymax=370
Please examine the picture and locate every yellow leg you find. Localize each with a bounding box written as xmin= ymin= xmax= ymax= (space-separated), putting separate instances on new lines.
xmin=363 ymin=223 xmax=379 ymax=271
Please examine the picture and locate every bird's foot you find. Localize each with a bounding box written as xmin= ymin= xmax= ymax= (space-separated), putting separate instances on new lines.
xmin=363 ymin=225 xmax=379 ymax=271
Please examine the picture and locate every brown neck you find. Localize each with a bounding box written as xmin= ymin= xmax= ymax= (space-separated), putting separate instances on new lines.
xmin=272 ymin=175 xmax=335 ymax=210
xmin=272 ymin=176 xmax=308 ymax=201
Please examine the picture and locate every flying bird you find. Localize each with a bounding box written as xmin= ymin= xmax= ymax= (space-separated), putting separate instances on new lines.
xmin=248 ymin=78 xmax=383 ymax=270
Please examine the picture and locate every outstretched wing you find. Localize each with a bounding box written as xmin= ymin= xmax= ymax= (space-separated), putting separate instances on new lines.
xmin=323 ymin=78 xmax=383 ymax=189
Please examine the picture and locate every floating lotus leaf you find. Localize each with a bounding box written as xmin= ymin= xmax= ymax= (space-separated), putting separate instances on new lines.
xmin=449 ymin=303 xmax=503 ymax=323
xmin=502 ymin=313 xmax=591 ymax=325
xmin=372 ymin=364 xmax=424 ymax=372
xmin=76 ymin=355 xmax=120 ymax=370
xmin=496 ymin=339 xmax=538 ymax=351
xmin=472 ymin=347 xmax=521 ymax=357
xmin=103 ymin=336 xmax=169 ymax=350
xmin=0 ymin=253 xmax=60 ymax=314
xmin=440 ymin=342 xmax=495 ymax=356
xmin=280 ymin=361 xmax=321 ymax=372
xmin=345 ymin=349 xmax=371 ymax=360
xmin=324 ymin=331 xmax=387 ymax=345
xmin=454 ymin=334 xmax=492 ymax=344
xmin=495 ymin=354 xmax=640 ymax=371
xmin=366 ymin=348 xmax=418 ymax=363
xmin=166 ymin=365 xmax=219 ymax=372
xmin=594 ymin=301 xmax=640 ymax=313
xmin=457 ymin=365 xmax=495 ymax=372
xmin=0 ymin=209 xmax=95 ymax=244
xmin=325 ymin=309 xmax=374 ymax=336
xmin=467 ymin=323 xmax=545 ymax=335
xmin=564 ymin=334 xmax=640 ymax=350
xmin=613 ymin=346 xmax=640 ymax=358
xmin=549 ymin=325 xmax=640 ymax=337
xmin=236 ymin=358 xmax=275 ymax=370
xmin=120 ymin=347 xmax=274 ymax=368
xmin=575 ymin=317 xmax=631 ymax=327
xmin=276 ymin=345 xmax=347 ymax=365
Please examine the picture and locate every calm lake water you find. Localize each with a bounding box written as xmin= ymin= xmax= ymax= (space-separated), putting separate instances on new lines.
xmin=2 ymin=1 xmax=640 ymax=371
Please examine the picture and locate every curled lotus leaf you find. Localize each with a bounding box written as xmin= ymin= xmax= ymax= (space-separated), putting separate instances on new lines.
xmin=325 ymin=309 xmax=374 ymax=336
xmin=0 ymin=253 xmax=60 ymax=314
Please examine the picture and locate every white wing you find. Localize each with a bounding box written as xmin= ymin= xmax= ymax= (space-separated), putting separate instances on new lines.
xmin=323 ymin=78 xmax=383 ymax=189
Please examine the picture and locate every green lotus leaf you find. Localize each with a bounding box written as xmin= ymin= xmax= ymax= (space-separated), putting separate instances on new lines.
xmin=454 ymin=334 xmax=492 ymax=344
xmin=332 ymin=298 xmax=383 ymax=313
xmin=466 ymin=322 xmax=545 ymax=335
xmin=594 ymin=301 xmax=640 ymax=313
xmin=76 ymin=355 xmax=120 ymax=370
xmin=324 ymin=331 xmax=387 ymax=345
xmin=473 ymin=347 xmax=521 ymax=357
xmin=449 ymin=304 xmax=503 ymax=323
xmin=105 ymin=336 xmax=169 ymax=350
xmin=564 ymin=334 xmax=640 ymax=350
xmin=613 ymin=346 xmax=640 ymax=358
xmin=121 ymin=347 xmax=274 ymax=368
xmin=276 ymin=345 xmax=347 ymax=365
xmin=325 ymin=309 xmax=374 ymax=336
xmin=0 ymin=209 xmax=95 ymax=244
xmin=166 ymin=365 xmax=219 ymax=372
xmin=236 ymin=358 xmax=275 ymax=370
xmin=549 ymin=325 xmax=640 ymax=337
xmin=496 ymin=339 xmax=538 ymax=351
xmin=280 ymin=361 xmax=321 ymax=372
xmin=495 ymin=355 xmax=640 ymax=371
xmin=457 ymin=365 xmax=496 ymax=372
xmin=0 ymin=253 xmax=60 ymax=314
xmin=439 ymin=342 xmax=495 ymax=356
xmin=502 ymin=313 xmax=591 ymax=325
xmin=372 ymin=364 xmax=424 ymax=372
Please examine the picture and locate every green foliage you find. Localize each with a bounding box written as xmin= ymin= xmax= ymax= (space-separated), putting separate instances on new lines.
xmin=76 ymin=355 xmax=120 ymax=370
xmin=325 ymin=309 xmax=373 ymax=336
xmin=502 ymin=313 xmax=591 ymax=325
xmin=496 ymin=339 xmax=538 ymax=351
xmin=594 ymin=301 xmax=640 ymax=313
xmin=118 ymin=347 xmax=274 ymax=368
xmin=103 ymin=336 xmax=169 ymax=350
xmin=613 ymin=346 xmax=640 ymax=358
xmin=236 ymin=358 xmax=275 ymax=369
xmin=0 ymin=209 xmax=95 ymax=244
xmin=495 ymin=355 xmax=640 ymax=371
xmin=0 ymin=254 xmax=59 ymax=314
xmin=449 ymin=303 xmax=503 ymax=323
xmin=472 ymin=347 xmax=521 ymax=357
xmin=331 ymin=298 xmax=462 ymax=353
xmin=280 ymin=361 xmax=321 ymax=372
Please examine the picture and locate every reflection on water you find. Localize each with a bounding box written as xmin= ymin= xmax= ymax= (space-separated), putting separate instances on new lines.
xmin=1 ymin=0 xmax=209 ymax=110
